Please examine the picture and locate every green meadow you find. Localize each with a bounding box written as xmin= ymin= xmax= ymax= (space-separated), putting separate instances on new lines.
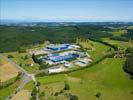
xmin=36 ymin=58 xmax=133 ymax=100
xmin=89 ymin=40 xmax=110 ymax=61
xmin=101 ymin=38 xmax=133 ymax=49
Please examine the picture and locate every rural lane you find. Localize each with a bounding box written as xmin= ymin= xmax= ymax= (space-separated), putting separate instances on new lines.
xmin=0 ymin=54 xmax=38 ymax=100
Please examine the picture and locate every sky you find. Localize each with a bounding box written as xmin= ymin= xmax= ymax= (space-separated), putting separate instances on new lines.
xmin=0 ymin=0 xmax=133 ymax=22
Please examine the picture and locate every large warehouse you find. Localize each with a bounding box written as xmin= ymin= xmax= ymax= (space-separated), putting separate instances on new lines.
xmin=47 ymin=44 xmax=70 ymax=51
xmin=48 ymin=53 xmax=79 ymax=62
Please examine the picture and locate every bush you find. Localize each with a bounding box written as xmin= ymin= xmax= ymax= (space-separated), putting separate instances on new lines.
xmin=69 ymin=93 xmax=78 ymax=100
xmin=130 ymin=76 xmax=133 ymax=80
xmin=39 ymin=62 xmax=49 ymax=69
xmin=126 ymin=47 xmax=133 ymax=53
xmin=24 ymin=55 xmax=29 ymax=60
xmin=64 ymin=82 xmax=70 ymax=90
xmin=19 ymin=63 xmax=22 ymax=67
xmin=124 ymin=49 xmax=133 ymax=76
xmin=32 ymin=54 xmax=40 ymax=63
xmin=18 ymin=47 xmax=26 ymax=53
xmin=31 ymin=87 xmax=37 ymax=100
xmin=95 ymin=92 xmax=101 ymax=98
xmin=39 ymin=91 xmax=45 ymax=97
xmin=59 ymin=89 xmax=64 ymax=94
xmin=16 ymin=72 xmax=22 ymax=80
xmin=54 ymin=92 xmax=59 ymax=96
xmin=36 ymin=82 xmax=40 ymax=86
xmin=7 ymin=55 xmax=14 ymax=58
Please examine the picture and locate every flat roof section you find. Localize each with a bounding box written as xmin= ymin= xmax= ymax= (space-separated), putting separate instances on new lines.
xmin=49 ymin=54 xmax=79 ymax=62
xmin=47 ymin=44 xmax=69 ymax=51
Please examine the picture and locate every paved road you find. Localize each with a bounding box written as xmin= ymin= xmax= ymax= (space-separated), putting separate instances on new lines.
xmin=6 ymin=73 xmax=31 ymax=100
xmin=0 ymin=54 xmax=35 ymax=100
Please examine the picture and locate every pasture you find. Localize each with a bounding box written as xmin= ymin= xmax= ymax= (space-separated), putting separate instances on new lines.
xmin=88 ymin=40 xmax=110 ymax=61
xmin=112 ymin=30 xmax=127 ymax=36
xmin=102 ymin=38 xmax=133 ymax=49
xmin=36 ymin=58 xmax=133 ymax=100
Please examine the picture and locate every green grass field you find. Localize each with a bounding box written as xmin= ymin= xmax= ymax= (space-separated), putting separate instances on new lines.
xmin=77 ymin=39 xmax=110 ymax=61
xmin=101 ymin=38 xmax=133 ymax=49
xmin=36 ymin=58 xmax=133 ymax=100
xmin=112 ymin=30 xmax=127 ymax=36
xmin=89 ymin=41 xmax=110 ymax=61
xmin=24 ymin=81 xmax=35 ymax=91
xmin=3 ymin=52 xmax=40 ymax=73
xmin=69 ymin=58 xmax=133 ymax=100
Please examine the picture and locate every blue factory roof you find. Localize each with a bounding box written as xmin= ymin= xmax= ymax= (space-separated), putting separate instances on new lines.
xmin=49 ymin=54 xmax=79 ymax=62
xmin=47 ymin=44 xmax=69 ymax=51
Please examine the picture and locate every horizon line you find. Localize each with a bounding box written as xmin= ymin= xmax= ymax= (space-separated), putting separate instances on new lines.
xmin=1 ymin=19 xmax=133 ymax=23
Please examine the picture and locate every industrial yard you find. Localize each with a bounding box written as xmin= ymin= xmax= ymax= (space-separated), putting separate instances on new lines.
xmin=30 ymin=43 xmax=92 ymax=74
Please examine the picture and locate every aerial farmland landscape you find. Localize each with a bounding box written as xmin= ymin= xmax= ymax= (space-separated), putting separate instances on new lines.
xmin=0 ymin=0 xmax=133 ymax=100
